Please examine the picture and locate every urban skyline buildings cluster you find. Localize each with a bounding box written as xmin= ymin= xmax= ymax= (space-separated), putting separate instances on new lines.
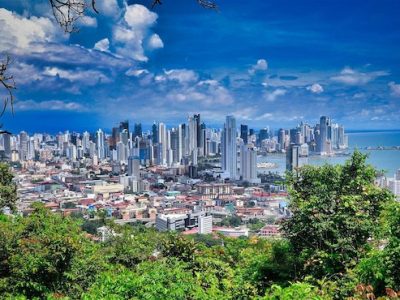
xmin=0 ymin=114 xmax=348 ymax=181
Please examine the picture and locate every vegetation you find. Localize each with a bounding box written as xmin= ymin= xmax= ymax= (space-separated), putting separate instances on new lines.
xmin=0 ymin=163 xmax=17 ymax=212
xmin=0 ymin=151 xmax=399 ymax=299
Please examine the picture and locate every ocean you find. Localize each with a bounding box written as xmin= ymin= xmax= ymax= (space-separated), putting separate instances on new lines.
xmin=258 ymin=130 xmax=400 ymax=176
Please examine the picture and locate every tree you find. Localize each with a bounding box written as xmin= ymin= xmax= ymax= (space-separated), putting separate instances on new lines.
xmin=0 ymin=56 xmax=15 ymax=120
xmin=0 ymin=163 xmax=17 ymax=212
xmin=282 ymin=150 xmax=395 ymax=280
xmin=356 ymin=201 xmax=400 ymax=295
xmin=0 ymin=203 xmax=107 ymax=298
xmin=49 ymin=0 xmax=218 ymax=33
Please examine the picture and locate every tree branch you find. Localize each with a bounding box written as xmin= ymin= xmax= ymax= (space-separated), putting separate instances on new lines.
xmin=0 ymin=55 xmax=16 ymax=117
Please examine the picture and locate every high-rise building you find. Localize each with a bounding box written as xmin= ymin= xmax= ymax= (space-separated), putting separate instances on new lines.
xmin=96 ymin=129 xmax=105 ymax=160
xmin=82 ymin=131 xmax=90 ymax=154
xmin=199 ymin=215 xmax=213 ymax=234
xmin=119 ymin=120 xmax=129 ymax=135
xmin=286 ymin=144 xmax=300 ymax=172
xmin=133 ymin=123 xmax=142 ymax=138
xmin=240 ymin=124 xmax=248 ymax=145
xmin=221 ymin=115 xmax=238 ymax=179
xmin=19 ymin=131 xmax=28 ymax=161
xmin=319 ymin=116 xmax=331 ymax=154
xmin=152 ymin=123 xmax=158 ymax=144
xmin=188 ymin=115 xmax=198 ymax=155
xmin=158 ymin=123 xmax=167 ymax=165
xmin=240 ymin=145 xmax=259 ymax=183
xmin=278 ymin=128 xmax=286 ymax=151
xmin=258 ymin=128 xmax=269 ymax=145
xmin=127 ymin=156 xmax=140 ymax=178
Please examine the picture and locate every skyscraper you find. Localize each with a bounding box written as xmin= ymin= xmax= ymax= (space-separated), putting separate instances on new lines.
xmin=286 ymin=143 xmax=300 ymax=172
xmin=240 ymin=124 xmax=248 ymax=145
xmin=19 ymin=131 xmax=28 ymax=161
xmin=133 ymin=123 xmax=142 ymax=138
xmin=158 ymin=123 xmax=167 ymax=165
xmin=96 ymin=129 xmax=105 ymax=160
xmin=152 ymin=123 xmax=158 ymax=144
xmin=119 ymin=120 xmax=129 ymax=135
xmin=319 ymin=116 xmax=331 ymax=154
xmin=221 ymin=115 xmax=238 ymax=179
xmin=240 ymin=145 xmax=259 ymax=183
xmin=127 ymin=155 xmax=140 ymax=178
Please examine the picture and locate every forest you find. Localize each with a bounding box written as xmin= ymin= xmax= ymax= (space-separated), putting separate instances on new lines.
xmin=0 ymin=151 xmax=400 ymax=299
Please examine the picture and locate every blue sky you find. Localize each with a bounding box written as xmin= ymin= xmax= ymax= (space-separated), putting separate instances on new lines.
xmin=0 ymin=0 xmax=399 ymax=133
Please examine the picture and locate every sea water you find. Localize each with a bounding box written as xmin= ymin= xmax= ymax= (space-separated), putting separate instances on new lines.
xmin=258 ymin=130 xmax=400 ymax=176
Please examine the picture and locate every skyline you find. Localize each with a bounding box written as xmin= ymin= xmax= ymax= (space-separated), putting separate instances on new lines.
xmin=1 ymin=0 xmax=400 ymax=132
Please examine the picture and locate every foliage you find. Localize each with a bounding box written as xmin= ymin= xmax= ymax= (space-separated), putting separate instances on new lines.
xmin=356 ymin=201 xmax=400 ymax=295
xmin=263 ymin=282 xmax=331 ymax=300
xmin=282 ymin=150 xmax=394 ymax=280
xmin=220 ymin=215 xmax=242 ymax=227
xmin=248 ymin=218 xmax=267 ymax=232
xmin=1 ymin=151 xmax=400 ymax=299
xmin=0 ymin=163 xmax=17 ymax=212
xmin=0 ymin=203 xmax=107 ymax=298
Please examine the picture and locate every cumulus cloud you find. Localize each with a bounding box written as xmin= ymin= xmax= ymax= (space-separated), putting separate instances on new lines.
xmin=14 ymin=100 xmax=86 ymax=111
xmin=331 ymin=67 xmax=389 ymax=85
xmin=0 ymin=8 xmax=63 ymax=52
xmin=148 ymin=33 xmax=164 ymax=49
xmin=163 ymin=69 xmax=199 ymax=84
xmin=389 ymin=81 xmax=400 ymax=97
xmin=166 ymin=79 xmax=233 ymax=105
xmin=264 ymin=88 xmax=286 ymax=102
xmin=96 ymin=0 xmax=120 ymax=17
xmin=94 ymin=38 xmax=110 ymax=52
xmin=77 ymin=16 xmax=97 ymax=27
xmin=43 ymin=67 xmax=111 ymax=85
xmin=112 ymin=4 xmax=162 ymax=61
xmin=307 ymin=83 xmax=324 ymax=94
xmin=249 ymin=59 xmax=268 ymax=74
xmin=125 ymin=69 xmax=150 ymax=77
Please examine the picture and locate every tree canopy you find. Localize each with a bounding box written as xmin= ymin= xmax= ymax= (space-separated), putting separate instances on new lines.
xmin=0 ymin=152 xmax=399 ymax=299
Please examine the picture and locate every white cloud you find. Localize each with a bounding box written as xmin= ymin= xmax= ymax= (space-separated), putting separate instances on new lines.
xmin=96 ymin=0 xmax=120 ymax=17
xmin=163 ymin=69 xmax=199 ymax=83
xmin=249 ymin=59 xmax=268 ymax=75
xmin=112 ymin=4 xmax=162 ymax=61
xmin=124 ymin=4 xmax=158 ymax=28
xmin=307 ymin=83 xmax=324 ymax=94
xmin=125 ymin=68 xmax=150 ymax=77
xmin=148 ymin=33 xmax=164 ymax=49
xmin=14 ymin=100 xmax=86 ymax=111
xmin=43 ymin=67 xmax=111 ymax=85
xmin=166 ymin=79 xmax=233 ymax=105
xmin=264 ymin=88 xmax=286 ymax=102
xmin=94 ymin=38 xmax=110 ymax=52
xmin=331 ymin=67 xmax=389 ymax=85
xmin=389 ymin=81 xmax=400 ymax=97
xmin=77 ymin=16 xmax=97 ymax=27
xmin=0 ymin=8 xmax=63 ymax=52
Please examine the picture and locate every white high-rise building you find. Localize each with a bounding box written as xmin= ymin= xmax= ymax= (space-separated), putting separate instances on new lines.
xmin=96 ymin=129 xmax=105 ymax=160
xmin=199 ymin=215 xmax=213 ymax=234
xmin=188 ymin=116 xmax=197 ymax=154
xmin=158 ymin=123 xmax=167 ymax=165
xmin=82 ymin=131 xmax=90 ymax=154
xmin=127 ymin=156 xmax=140 ymax=178
xmin=240 ymin=145 xmax=259 ymax=183
xmin=221 ymin=115 xmax=238 ymax=180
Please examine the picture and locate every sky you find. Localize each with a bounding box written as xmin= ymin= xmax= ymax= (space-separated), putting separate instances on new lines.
xmin=0 ymin=0 xmax=399 ymax=133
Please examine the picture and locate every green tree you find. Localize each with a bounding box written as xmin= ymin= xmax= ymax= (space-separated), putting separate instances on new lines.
xmin=0 ymin=163 xmax=17 ymax=212
xmin=82 ymin=259 xmax=215 ymax=300
xmin=282 ymin=151 xmax=394 ymax=279
xmin=0 ymin=203 xmax=107 ymax=298
xmin=357 ymin=201 xmax=400 ymax=295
